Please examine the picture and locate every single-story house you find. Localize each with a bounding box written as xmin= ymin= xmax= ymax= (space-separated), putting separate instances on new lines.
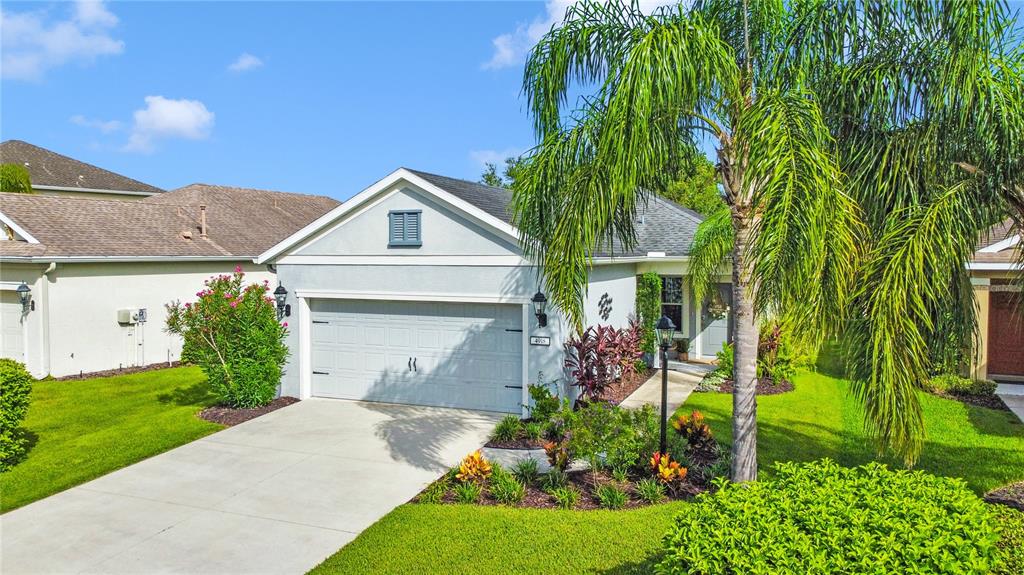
xmin=258 ymin=168 xmax=726 ymax=414
xmin=971 ymin=220 xmax=1023 ymax=382
xmin=1 ymin=140 xmax=164 ymax=200
xmin=0 ymin=146 xmax=339 ymax=377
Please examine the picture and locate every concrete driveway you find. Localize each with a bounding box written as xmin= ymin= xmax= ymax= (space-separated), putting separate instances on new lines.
xmin=1 ymin=399 xmax=502 ymax=575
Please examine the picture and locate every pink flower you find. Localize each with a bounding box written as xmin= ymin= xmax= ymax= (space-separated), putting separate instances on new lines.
xmin=235 ymin=265 xmax=243 ymax=273
xmin=230 ymin=301 xmax=238 ymax=308
xmin=282 ymin=322 xmax=288 ymax=327
xmin=185 ymin=303 xmax=191 ymax=308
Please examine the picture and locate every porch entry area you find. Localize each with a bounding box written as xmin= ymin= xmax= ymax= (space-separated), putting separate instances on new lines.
xmin=658 ymin=276 xmax=732 ymax=361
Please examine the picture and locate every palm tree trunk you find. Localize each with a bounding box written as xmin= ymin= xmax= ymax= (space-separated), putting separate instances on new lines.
xmin=730 ymin=213 xmax=759 ymax=482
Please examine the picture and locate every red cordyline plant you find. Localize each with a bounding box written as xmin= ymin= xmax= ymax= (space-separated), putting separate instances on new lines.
xmin=166 ymin=267 xmax=289 ymax=408
xmin=564 ymin=317 xmax=644 ymax=403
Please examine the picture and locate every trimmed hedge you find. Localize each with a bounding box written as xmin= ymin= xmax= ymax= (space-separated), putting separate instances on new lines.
xmin=658 ymin=459 xmax=1001 ymax=574
xmin=0 ymin=359 xmax=33 ymax=471
xmin=927 ymin=374 xmax=997 ymax=396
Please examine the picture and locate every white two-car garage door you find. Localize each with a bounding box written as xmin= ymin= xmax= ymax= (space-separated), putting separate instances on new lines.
xmin=310 ymin=299 xmax=524 ymax=413
xmin=1 ymin=291 xmax=25 ymax=362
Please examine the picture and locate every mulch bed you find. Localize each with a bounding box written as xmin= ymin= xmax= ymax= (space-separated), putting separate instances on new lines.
xmin=485 ymin=437 xmax=544 ymax=449
xmin=53 ymin=361 xmax=183 ymax=381
xmin=600 ymin=368 xmax=656 ymax=405
xmin=717 ymin=378 xmax=795 ymax=395
xmin=198 ymin=396 xmax=300 ymax=426
xmin=932 ymin=392 xmax=1009 ymax=411
xmin=985 ymin=481 xmax=1024 ymax=511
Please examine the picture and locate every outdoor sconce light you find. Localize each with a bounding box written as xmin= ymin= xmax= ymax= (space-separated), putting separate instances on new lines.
xmin=16 ymin=282 xmax=33 ymax=313
xmin=655 ymin=314 xmax=676 ymax=454
xmin=531 ymin=291 xmax=548 ymax=327
xmin=273 ymin=284 xmax=290 ymax=320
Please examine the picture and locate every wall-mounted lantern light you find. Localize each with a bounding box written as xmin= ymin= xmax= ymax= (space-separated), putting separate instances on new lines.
xmin=16 ymin=282 xmax=33 ymax=313
xmin=531 ymin=291 xmax=548 ymax=327
xmin=273 ymin=284 xmax=290 ymax=320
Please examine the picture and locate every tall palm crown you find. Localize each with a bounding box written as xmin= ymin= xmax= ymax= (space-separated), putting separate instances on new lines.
xmin=512 ymin=0 xmax=1023 ymax=475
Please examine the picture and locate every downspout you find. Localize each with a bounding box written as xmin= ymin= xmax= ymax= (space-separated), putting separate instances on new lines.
xmin=41 ymin=262 xmax=56 ymax=377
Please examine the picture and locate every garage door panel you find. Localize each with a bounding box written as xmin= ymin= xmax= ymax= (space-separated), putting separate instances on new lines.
xmin=310 ymin=299 xmax=523 ymax=413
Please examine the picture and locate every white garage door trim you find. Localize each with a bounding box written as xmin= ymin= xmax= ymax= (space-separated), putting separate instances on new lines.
xmin=295 ymin=290 xmax=530 ymax=416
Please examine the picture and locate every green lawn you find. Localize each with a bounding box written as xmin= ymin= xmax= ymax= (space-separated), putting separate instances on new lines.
xmin=681 ymin=370 xmax=1024 ymax=494
xmin=312 ymin=369 xmax=1024 ymax=574
xmin=1 ymin=366 xmax=223 ymax=512
xmin=311 ymin=502 xmax=688 ymax=575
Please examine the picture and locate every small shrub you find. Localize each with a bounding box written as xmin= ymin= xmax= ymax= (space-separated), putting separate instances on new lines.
xmin=524 ymin=422 xmax=544 ymax=441
xmin=491 ymin=415 xmax=523 ymax=442
xmin=549 ymin=486 xmax=580 ymax=510
xmin=165 ymin=269 xmax=289 ymax=408
xmin=511 ymin=458 xmax=539 ymax=486
xmin=543 ymin=439 xmax=571 ymax=470
xmin=701 ymin=455 xmax=730 ymax=481
xmin=635 ymin=478 xmax=666 ymax=504
xmin=650 ymin=452 xmax=687 ymax=485
xmin=595 ymin=483 xmax=628 ymax=509
xmin=657 ymin=459 xmax=1001 ymax=574
xmin=490 ymin=468 xmax=525 ymax=505
xmin=541 ymin=468 xmax=569 ymax=491
xmin=927 ymin=374 xmax=997 ymax=397
xmin=455 ymin=450 xmax=492 ymax=484
xmin=714 ymin=342 xmax=734 ymax=379
xmin=0 ymin=359 xmax=33 ymax=471
xmin=528 ymin=376 xmax=561 ymax=423
xmin=418 ymin=479 xmax=449 ymax=504
xmin=611 ymin=466 xmax=629 ymax=483
xmin=564 ymin=320 xmax=644 ymax=402
xmin=670 ymin=410 xmax=716 ymax=454
xmin=453 ymin=481 xmax=482 ymax=504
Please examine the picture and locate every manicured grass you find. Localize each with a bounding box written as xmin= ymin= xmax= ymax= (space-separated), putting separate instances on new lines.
xmin=680 ymin=370 xmax=1024 ymax=494
xmin=1 ymin=366 xmax=222 ymax=512
xmin=310 ymin=502 xmax=688 ymax=575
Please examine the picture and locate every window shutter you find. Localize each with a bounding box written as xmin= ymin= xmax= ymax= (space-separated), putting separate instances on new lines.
xmin=390 ymin=212 xmax=405 ymax=244
xmin=406 ymin=212 xmax=420 ymax=243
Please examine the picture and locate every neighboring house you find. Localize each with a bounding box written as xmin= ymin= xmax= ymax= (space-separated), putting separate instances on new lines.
xmin=257 ymin=168 xmax=723 ymax=414
xmin=0 ymin=184 xmax=339 ymax=378
xmin=970 ymin=220 xmax=1023 ymax=382
xmin=0 ymin=140 xmax=164 ymax=200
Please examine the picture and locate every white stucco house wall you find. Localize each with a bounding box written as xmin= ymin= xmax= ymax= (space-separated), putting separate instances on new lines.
xmin=258 ymin=168 xmax=731 ymax=415
xmin=0 ymin=143 xmax=339 ymax=377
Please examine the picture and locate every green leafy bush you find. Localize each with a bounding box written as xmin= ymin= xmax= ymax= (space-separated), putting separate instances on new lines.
xmin=714 ymin=342 xmax=734 ymax=378
xmin=511 ymin=458 xmax=539 ymax=486
xmin=927 ymin=374 xmax=997 ymax=397
xmin=635 ymin=272 xmax=662 ymax=355
xmin=524 ymin=422 xmax=543 ymax=441
xmin=540 ymin=468 xmax=568 ymax=491
xmin=165 ymin=269 xmax=288 ymax=408
xmin=549 ymin=485 xmax=580 ymax=510
xmin=549 ymin=402 xmax=685 ymax=473
xmin=0 ymin=359 xmax=33 ymax=471
xmin=635 ymin=478 xmax=666 ymax=504
xmin=489 ymin=468 xmax=525 ymax=505
xmin=595 ymin=483 xmax=628 ymax=510
xmin=527 ymin=377 xmax=561 ymax=423
xmin=995 ymin=506 xmax=1024 ymax=575
xmin=453 ymin=481 xmax=482 ymax=504
xmin=491 ymin=415 xmax=523 ymax=442
xmin=658 ymin=459 xmax=1001 ymax=574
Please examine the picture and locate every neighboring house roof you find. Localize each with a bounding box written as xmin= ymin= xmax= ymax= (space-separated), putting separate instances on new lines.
xmin=0 ymin=184 xmax=339 ymax=260
xmin=972 ymin=219 xmax=1022 ymax=269
xmin=258 ymin=167 xmax=705 ymax=264
xmin=0 ymin=140 xmax=164 ymax=196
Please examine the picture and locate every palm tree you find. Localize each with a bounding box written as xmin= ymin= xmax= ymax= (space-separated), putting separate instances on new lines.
xmin=512 ymin=0 xmax=1023 ymax=481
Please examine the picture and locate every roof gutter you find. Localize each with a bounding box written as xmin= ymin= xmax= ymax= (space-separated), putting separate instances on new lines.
xmin=32 ymin=185 xmax=158 ymax=197
xmin=0 ymin=256 xmax=255 ymax=264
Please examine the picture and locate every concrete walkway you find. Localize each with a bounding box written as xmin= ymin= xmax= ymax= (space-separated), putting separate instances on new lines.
xmin=619 ymin=369 xmax=700 ymax=413
xmin=996 ymin=383 xmax=1024 ymax=423
xmin=1 ymin=399 xmax=501 ymax=575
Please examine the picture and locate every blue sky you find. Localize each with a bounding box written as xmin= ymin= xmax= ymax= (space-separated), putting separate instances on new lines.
xmin=1 ymin=1 xmax=571 ymax=200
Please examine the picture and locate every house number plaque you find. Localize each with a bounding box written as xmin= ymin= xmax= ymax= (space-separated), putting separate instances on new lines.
xmin=529 ymin=336 xmax=551 ymax=346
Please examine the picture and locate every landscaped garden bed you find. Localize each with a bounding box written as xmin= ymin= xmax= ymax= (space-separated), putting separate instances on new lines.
xmin=923 ymin=374 xmax=1008 ymax=411
xmin=986 ymin=481 xmax=1024 ymax=511
xmin=198 ymin=396 xmax=300 ymax=426
xmin=52 ymin=361 xmax=184 ymax=381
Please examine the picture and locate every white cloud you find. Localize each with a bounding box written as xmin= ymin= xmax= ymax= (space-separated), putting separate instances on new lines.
xmin=227 ymin=52 xmax=263 ymax=72
xmin=124 ymin=96 xmax=215 ymax=153
xmin=70 ymin=114 xmax=123 ymax=134
xmin=1 ymin=0 xmax=123 ymax=81
xmin=483 ymin=0 xmax=670 ymax=70
xmin=469 ymin=148 xmax=525 ymax=170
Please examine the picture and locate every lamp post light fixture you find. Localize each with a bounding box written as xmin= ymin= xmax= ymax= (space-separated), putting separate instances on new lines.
xmin=16 ymin=282 xmax=33 ymax=313
xmin=531 ymin=291 xmax=548 ymax=327
xmin=273 ymin=284 xmax=290 ymax=320
xmin=655 ymin=314 xmax=676 ymax=454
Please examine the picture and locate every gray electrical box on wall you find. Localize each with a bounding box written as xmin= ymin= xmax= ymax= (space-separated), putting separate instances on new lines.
xmin=117 ymin=309 xmax=139 ymax=324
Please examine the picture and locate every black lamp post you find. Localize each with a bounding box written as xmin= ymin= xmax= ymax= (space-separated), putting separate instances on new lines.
xmin=531 ymin=291 xmax=548 ymax=327
xmin=655 ymin=314 xmax=676 ymax=454
xmin=273 ymin=284 xmax=290 ymax=320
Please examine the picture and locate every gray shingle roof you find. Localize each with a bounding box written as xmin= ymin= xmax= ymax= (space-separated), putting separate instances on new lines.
xmin=407 ymin=168 xmax=704 ymax=256
xmin=973 ymin=219 xmax=1021 ymax=265
xmin=0 ymin=184 xmax=338 ymax=259
xmin=0 ymin=140 xmax=164 ymax=195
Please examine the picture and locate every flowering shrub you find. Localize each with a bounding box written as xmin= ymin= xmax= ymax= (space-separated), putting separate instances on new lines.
xmin=650 ymin=452 xmax=687 ymax=484
xmin=670 ymin=410 xmax=716 ymax=454
xmin=564 ymin=318 xmax=644 ymax=402
xmin=165 ymin=268 xmax=288 ymax=408
xmin=455 ymin=450 xmax=493 ymax=483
